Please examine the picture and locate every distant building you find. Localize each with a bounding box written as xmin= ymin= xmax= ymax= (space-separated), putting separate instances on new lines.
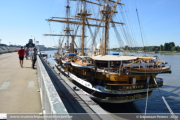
xmin=29 ymin=39 xmax=33 ymax=44
xmin=36 ymin=45 xmax=45 ymax=50
xmin=26 ymin=39 xmax=35 ymax=48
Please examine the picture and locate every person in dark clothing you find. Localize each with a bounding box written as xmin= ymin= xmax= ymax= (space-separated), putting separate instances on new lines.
xmin=32 ymin=48 xmax=37 ymax=69
xmin=18 ymin=46 xmax=25 ymax=68
xmin=25 ymin=47 xmax=29 ymax=60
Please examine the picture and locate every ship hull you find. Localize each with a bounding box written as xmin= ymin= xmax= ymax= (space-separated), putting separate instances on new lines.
xmin=56 ymin=63 xmax=154 ymax=103
xmin=71 ymin=78 xmax=153 ymax=103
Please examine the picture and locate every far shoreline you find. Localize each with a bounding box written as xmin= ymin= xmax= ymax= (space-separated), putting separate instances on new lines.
xmin=109 ymin=50 xmax=180 ymax=55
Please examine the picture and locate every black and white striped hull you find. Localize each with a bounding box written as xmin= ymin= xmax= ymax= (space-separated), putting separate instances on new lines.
xmin=56 ymin=64 xmax=154 ymax=103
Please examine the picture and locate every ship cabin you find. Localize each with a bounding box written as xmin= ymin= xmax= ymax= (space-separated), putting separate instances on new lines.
xmin=91 ymin=55 xmax=165 ymax=92
xmin=92 ymin=55 xmax=151 ymax=75
xmin=61 ymin=53 xmax=76 ymax=64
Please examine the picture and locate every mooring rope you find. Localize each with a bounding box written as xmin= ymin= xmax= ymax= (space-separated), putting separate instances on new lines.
xmin=153 ymin=76 xmax=178 ymax=120
xmin=144 ymin=76 xmax=150 ymax=120
xmin=90 ymin=69 xmax=105 ymax=95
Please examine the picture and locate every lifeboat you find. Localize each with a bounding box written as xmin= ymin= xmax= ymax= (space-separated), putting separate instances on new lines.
xmin=130 ymin=66 xmax=171 ymax=74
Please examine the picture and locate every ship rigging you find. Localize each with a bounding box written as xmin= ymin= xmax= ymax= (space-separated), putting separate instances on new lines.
xmin=43 ymin=0 xmax=171 ymax=104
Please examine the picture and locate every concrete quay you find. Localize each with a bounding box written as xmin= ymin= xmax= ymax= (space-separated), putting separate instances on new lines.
xmin=0 ymin=52 xmax=125 ymax=120
xmin=41 ymin=58 xmax=118 ymax=120
xmin=0 ymin=52 xmax=42 ymax=113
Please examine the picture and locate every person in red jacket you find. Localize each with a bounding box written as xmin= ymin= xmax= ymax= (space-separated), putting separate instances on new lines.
xmin=18 ymin=46 xmax=25 ymax=67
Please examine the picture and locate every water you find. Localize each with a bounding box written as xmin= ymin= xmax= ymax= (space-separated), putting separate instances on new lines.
xmin=44 ymin=50 xmax=57 ymax=66
xmin=44 ymin=50 xmax=180 ymax=113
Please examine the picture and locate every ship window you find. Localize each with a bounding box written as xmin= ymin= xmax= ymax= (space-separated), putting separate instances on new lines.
xmin=129 ymin=78 xmax=133 ymax=84
xmin=111 ymin=86 xmax=117 ymax=90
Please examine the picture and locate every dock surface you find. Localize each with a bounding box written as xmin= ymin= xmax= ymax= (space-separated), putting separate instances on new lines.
xmin=0 ymin=52 xmax=42 ymax=113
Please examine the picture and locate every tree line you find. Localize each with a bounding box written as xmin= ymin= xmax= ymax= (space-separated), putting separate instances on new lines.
xmin=144 ymin=42 xmax=180 ymax=52
xmin=111 ymin=42 xmax=180 ymax=52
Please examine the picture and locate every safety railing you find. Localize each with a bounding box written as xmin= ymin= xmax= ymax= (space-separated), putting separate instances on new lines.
xmin=104 ymin=81 xmax=163 ymax=91
xmin=103 ymin=68 xmax=120 ymax=74
xmin=37 ymin=56 xmax=70 ymax=120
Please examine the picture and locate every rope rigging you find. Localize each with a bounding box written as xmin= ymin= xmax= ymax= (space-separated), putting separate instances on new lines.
xmin=111 ymin=19 xmax=125 ymax=48
xmin=118 ymin=5 xmax=136 ymax=48
xmin=48 ymin=22 xmax=57 ymax=47
xmin=115 ymin=2 xmax=141 ymax=50
xmin=136 ymin=8 xmax=146 ymax=55
xmin=152 ymin=75 xmax=178 ymax=120
xmin=122 ymin=0 xmax=138 ymax=47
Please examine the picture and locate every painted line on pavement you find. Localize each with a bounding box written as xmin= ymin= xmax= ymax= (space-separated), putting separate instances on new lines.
xmin=0 ymin=56 xmax=11 ymax=60
xmin=27 ymin=81 xmax=34 ymax=88
xmin=0 ymin=82 xmax=10 ymax=90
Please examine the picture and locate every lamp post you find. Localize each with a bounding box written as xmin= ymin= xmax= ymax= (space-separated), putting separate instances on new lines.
xmin=36 ymin=41 xmax=39 ymax=51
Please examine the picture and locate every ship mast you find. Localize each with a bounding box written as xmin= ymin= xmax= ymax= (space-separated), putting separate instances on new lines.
xmin=78 ymin=0 xmax=92 ymax=56
xmin=66 ymin=0 xmax=70 ymax=50
xmin=81 ymin=1 xmax=86 ymax=56
xmin=65 ymin=0 xmax=72 ymax=52
xmin=101 ymin=0 xmax=120 ymax=55
xmin=44 ymin=0 xmax=123 ymax=56
xmin=101 ymin=4 xmax=110 ymax=55
xmin=44 ymin=0 xmax=75 ymax=53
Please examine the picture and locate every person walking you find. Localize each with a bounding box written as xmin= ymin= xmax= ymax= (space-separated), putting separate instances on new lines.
xmin=29 ymin=49 xmax=33 ymax=62
xmin=18 ymin=46 xmax=25 ymax=68
xmin=32 ymin=48 xmax=37 ymax=69
xmin=25 ymin=47 xmax=29 ymax=60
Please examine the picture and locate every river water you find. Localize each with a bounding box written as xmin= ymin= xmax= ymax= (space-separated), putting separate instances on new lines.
xmin=44 ymin=50 xmax=180 ymax=113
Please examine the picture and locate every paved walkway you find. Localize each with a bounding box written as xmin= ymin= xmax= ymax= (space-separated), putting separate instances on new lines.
xmin=0 ymin=52 xmax=42 ymax=113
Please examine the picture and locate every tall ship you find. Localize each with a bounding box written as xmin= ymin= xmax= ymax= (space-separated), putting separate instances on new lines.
xmin=44 ymin=0 xmax=171 ymax=103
